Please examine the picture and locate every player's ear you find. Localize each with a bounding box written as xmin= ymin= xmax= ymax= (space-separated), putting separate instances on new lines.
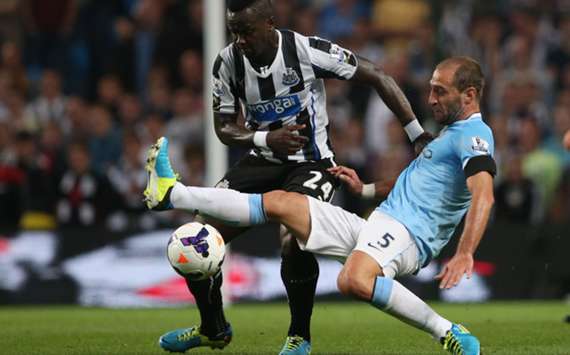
xmin=462 ymin=87 xmax=477 ymax=105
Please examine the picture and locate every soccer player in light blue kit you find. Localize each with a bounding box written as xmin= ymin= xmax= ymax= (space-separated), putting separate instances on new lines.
xmin=144 ymin=56 xmax=493 ymax=355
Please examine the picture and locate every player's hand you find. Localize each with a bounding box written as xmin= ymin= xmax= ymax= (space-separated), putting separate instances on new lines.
xmin=266 ymin=124 xmax=309 ymax=154
xmin=434 ymin=253 xmax=474 ymax=289
xmin=413 ymin=132 xmax=434 ymax=156
xmin=328 ymin=166 xmax=363 ymax=195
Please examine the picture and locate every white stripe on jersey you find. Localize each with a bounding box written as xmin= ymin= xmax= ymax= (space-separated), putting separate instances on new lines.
xmin=212 ymin=29 xmax=358 ymax=163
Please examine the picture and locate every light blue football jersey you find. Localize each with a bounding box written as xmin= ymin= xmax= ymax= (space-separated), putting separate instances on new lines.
xmin=378 ymin=113 xmax=495 ymax=267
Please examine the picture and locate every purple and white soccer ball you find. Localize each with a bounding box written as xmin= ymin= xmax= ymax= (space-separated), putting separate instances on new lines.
xmin=167 ymin=222 xmax=226 ymax=280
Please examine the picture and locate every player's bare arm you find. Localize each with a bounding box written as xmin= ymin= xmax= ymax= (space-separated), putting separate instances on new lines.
xmin=214 ymin=112 xmax=309 ymax=155
xmin=435 ymin=170 xmax=494 ymax=289
xmin=328 ymin=165 xmax=395 ymax=199
xmin=350 ymin=56 xmax=433 ymax=154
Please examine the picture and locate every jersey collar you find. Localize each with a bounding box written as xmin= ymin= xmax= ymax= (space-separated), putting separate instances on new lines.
xmin=450 ymin=112 xmax=482 ymax=126
xmin=243 ymin=30 xmax=282 ymax=78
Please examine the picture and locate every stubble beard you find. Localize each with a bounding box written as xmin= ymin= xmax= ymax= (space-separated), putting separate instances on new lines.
xmin=440 ymin=98 xmax=464 ymax=126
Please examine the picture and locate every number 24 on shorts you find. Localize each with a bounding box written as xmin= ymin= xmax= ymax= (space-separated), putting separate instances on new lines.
xmin=303 ymin=170 xmax=333 ymax=201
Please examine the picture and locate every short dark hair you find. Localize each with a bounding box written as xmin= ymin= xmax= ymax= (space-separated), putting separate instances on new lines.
xmin=438 ymin=56 xmax=485 ymax=100
xmin=227 ymin=0 xmax=272 ymax=17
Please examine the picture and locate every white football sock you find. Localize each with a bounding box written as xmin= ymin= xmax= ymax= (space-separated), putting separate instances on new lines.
xmin=170 ymin=182 xmax=266 ymax=226
xmin=371 ymin=277 xmax=452 ymax=340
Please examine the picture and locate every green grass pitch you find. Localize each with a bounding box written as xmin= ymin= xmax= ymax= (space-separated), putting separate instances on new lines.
xmin=1 ymin=302 xmax=568 ymax=354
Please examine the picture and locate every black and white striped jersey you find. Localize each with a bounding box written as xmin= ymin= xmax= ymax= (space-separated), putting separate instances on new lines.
xmin=212 ymin=29 xmax=358 ymax=163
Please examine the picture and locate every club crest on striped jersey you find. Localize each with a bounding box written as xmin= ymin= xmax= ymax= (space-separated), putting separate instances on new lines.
xmin=212 ymin=77 xmax=224 ymax=97
xmin=282 ymin=67 xmax=300 ymax=86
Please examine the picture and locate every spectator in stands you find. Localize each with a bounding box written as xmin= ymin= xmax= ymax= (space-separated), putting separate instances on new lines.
xmin=0 ymin=41 xmax=28 ymax=95
xmin=107 ymin=130 xmax=154 ymax=230
xmin=39 ymin=121 xmax=66 ymax=178
xmin=55 ymin=140 xmax=122 ymax=259
xmin=519 ymin=117 xmax=563 ymax=213
xmin=55 ymin=141 xmax=121 ymax=228
xmin=547 ymin=15 xmax=570 ymax=91
xmin=178 ymin=49 xmax=203 ymax=95
xmin=133 ymin=0 xmax=166 ymax=97
xmin=25 ymin=69 xmax=67 ymax=132
xmin=370 ymin=0 xmax=430 ymax=51
xmin=87 ymin=105 xmax=122 ymax=175
xmin=291 ymin=5 xmax=318 ymax=36
xmin=21 ymin=0 xmax=77 ymax=81
xmin=0 ymin=0 xmax=22 ymax=46
xmin=319 ymin=0 xmax=370 ymax=41
xmin=543 ymin=104 xmax=570 ymax=168
xmin=495 ymin=153 xmax=541 ymax=224
xmin=61 ymin=95 xmax=88 ymax=141
xmin=96 ymin=74 xmax=124 ymax=120
xmin=117 ymin=93 xmax=144 ymax=133
xmin=182 ymin=143 xmax=205 ymax=187
xmin=165 ymin=88 xmax=203 ymax=148
xmin=13 ymin=130 xmax=57 ymax=229
xmin=0 ymin=127 xmax=23 ymax=230
xmin=155 ymin=0 xmax=204 ymax=87
xmin=146 ymin=81 xmax=172 ymax=120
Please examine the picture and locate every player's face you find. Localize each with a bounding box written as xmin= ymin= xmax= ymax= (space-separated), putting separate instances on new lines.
xmin=428 ymin=68 xmax=463 ymax=125
xmin=227 ymin=10 xmax=273 ymax=59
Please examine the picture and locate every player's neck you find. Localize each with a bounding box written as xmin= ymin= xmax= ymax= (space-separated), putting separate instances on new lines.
xmin=248 ymin=30 xmax=279 ymax=69
xmin=457 ymin=107 xmax=480 ymax=121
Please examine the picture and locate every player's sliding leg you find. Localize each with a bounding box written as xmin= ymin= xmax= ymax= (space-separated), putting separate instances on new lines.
xmin=337 ymin=251 xmax=454 ymax=338
xmin=336 ymin=213 xmax=481 ymax=355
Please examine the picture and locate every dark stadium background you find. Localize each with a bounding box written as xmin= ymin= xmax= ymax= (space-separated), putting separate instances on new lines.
xmin=0 ymin=0 xmax=569 ymax=307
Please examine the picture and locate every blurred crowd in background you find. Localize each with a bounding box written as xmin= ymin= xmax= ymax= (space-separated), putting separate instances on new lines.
xmin=1 ymin=0 xmax=570 ymax=240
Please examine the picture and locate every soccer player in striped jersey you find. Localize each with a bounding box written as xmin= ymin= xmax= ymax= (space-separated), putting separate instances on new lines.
xmin=145 ymin=56 xmax=491 ymax=355
xmin=153 ymin=0 xmax=431 ymax=354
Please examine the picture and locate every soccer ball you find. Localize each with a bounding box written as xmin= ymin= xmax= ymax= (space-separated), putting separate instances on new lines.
xmin=167 ymin=222 xmax=226 ymax=280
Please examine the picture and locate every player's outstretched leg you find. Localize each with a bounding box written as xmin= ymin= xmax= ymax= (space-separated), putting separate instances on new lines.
xmin=337 ymin=251 xmax=481 ymax=355
xmin=144 ymin=137 xmax=266 ymax=226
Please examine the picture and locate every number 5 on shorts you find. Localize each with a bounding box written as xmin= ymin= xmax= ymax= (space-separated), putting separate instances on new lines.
xmin=378 ymin=233 xmax=395 ymax=248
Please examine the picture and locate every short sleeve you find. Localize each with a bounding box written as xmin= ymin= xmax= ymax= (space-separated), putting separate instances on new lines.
xmin=455 ymin=124 xmax=496 ymax=176
xmin=307 ymin=37 xmax=358 ymax=80
xmin=212 ymin=54 xmax=238 ymax=114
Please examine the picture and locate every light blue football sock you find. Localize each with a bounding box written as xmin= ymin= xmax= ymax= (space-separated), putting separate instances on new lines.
xmin=170 ymin=183 xmax=266 ymax=226
xmin=371 ymin=276 xmax=394 ymax=309
xmin=370 ymin=276 xmax=452 ymax=339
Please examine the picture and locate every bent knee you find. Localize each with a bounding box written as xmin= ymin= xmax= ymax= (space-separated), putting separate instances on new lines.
xmin=337 ymin=271 xmax=374 ymax=301
xmin=263 ymin=190 xmax=302 ymax=220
